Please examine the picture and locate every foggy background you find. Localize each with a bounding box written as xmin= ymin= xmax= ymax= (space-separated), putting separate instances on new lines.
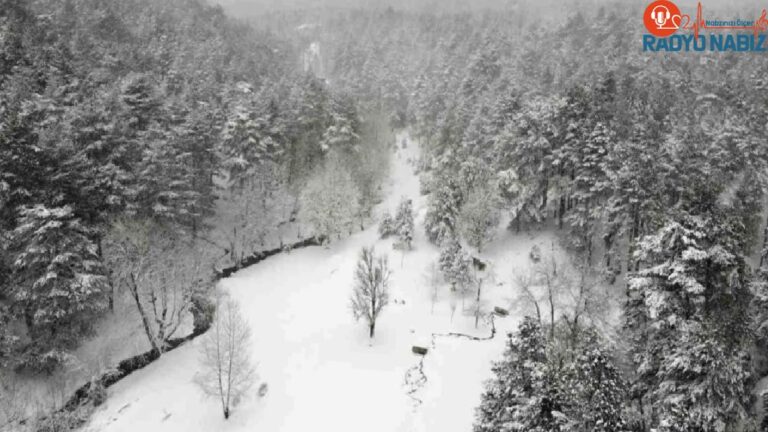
xmin=213 ymin=0 xmax=768 ymax=17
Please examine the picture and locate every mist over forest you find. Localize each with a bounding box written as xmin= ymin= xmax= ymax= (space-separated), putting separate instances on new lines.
xmin=214 ymin=0 xmax=768 ymax=17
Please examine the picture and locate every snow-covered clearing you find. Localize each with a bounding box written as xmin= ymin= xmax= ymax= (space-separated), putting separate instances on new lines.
xmin=83 ymin=132 xmax=562 ymax=432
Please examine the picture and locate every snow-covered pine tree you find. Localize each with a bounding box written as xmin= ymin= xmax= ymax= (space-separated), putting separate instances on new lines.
xmin=285 ymin=77 xmax=332 ymax=184
xmin=9 ymin=205 xmax=109 ymax=371
xmin=566 ymin=122 xmax=613 ymax=263
xmin=625 ymin=214 xmax=755 ymax=431
xmin=394 ymin=197 xmax=415 ymax=249
xmin=220 ymin=85 xmax=284 ymax=184
xmin=474 ymin=317 xmax=568 ymax=432
xmin=652 ymin=323 xmax=754 ymax=432
xmin=137 ymin=101 xmax=218 ymax=236
xmin=486 ymin=89 xmax=520 ymax=142
xmin=424 ymin=174 xmax=462 ymax=245
xmin=562 ymin=330 xmax=628 ymax=432
xmin=320 ymin=95 xmax=360 ymax=154
xmin=551 ymin=85 xmax=592 ymax=230
xmin=59 ymin=97 xmax=131 ymax=233
xmin=476 ymin=318 xmax=628 ymax=432
xmin=493 ymin=96 xmax=558 ymax=231
xmin=174 ymin=105 xmax=221 ymax=237
xmin=0 ymin=99 xmax=57 ymax=232
xmin=120 ymin=73 xmax=162 ymax=134
xmin=438 ymin=237 xmax=473 ymax=292
xmin=378 ymin=211 xmax=395 ymax=239
xmin=603 ymin=133 xmax=669 ymax=273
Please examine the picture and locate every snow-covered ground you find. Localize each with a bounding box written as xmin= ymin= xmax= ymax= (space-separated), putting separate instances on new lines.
xmin=83 ymin=132 xmax=562 ymax=432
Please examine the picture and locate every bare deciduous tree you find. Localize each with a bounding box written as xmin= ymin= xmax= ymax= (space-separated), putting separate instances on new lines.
xmin=195 ymin=298 xmax=257 ymax=420
xmin=350 ymin=247 xmax=390 ymax=338
xmin=216 ymin=162 xmax=290 ymax=266
xmin=299 ymin=153 xmax=361 ymax=243
xmin=105 ymin=219 xmax=208 ymax=353
xmin=514 ymin=251 xmax=605 ymax=344
xmin=536 ymin=254 xmax=565 ymax=341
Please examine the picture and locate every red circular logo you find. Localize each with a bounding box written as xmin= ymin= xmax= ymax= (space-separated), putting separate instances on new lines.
xmin=644 ymin=0 xmax=681 ymax=37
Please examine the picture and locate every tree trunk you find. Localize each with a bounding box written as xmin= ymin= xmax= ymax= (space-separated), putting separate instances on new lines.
xmin=627 ymin=208 xmax=640 ymax=272
xmin=129 ymin=274 xmax=159 ymax=354
xmin=604 ymin=230 xmax=614 ymax=269
xmin=369 ymin=322 xmax=375 ymax=338
xmin=108 ymin=282 xmax=114 ymax=312
xmin=231 ymin=226 xmax=238 ymax=264
xmin=548 ymin=289 xmax=555 ymax=341
xmin=474 ymin=279 xmax=482 ymax=328
xmin=533 ymin=301 xmax=541 ymax=325
xmin=761 ymin=215 xmax=768 ymax=268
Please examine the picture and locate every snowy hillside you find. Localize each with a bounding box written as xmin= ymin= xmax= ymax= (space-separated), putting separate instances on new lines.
xmin=6 ymin=2 xmax=767 ymax=430
xmin=81 ymin=133 xmax=562 ymax=432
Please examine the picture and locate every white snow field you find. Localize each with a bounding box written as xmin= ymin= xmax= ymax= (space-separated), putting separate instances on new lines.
xmin=83 ymin=132 xmax=562 ymax=432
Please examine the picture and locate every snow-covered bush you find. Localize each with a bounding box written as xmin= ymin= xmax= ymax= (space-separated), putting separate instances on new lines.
xmin=529 ymin=244 xmax=541 ymax=262
xmin=35 ymin=410 xmax=88 ymax=432
xmin=89 ymin=378 xmax=107 ymax=407
xmin=380 ymin=198 xmax=415 ymax=250
xmin=378 ymin=211 xmax=395 ymax=239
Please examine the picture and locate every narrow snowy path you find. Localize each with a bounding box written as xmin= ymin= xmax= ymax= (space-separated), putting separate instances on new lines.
xmin=84 ymin=132 xmax=559 ymax=432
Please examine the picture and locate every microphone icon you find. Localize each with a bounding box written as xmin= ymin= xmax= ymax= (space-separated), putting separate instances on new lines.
xmin=644 ymin=0 xmax=681 ymax=36
xmin=652 ymin=5 xmax=671 ymax=27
